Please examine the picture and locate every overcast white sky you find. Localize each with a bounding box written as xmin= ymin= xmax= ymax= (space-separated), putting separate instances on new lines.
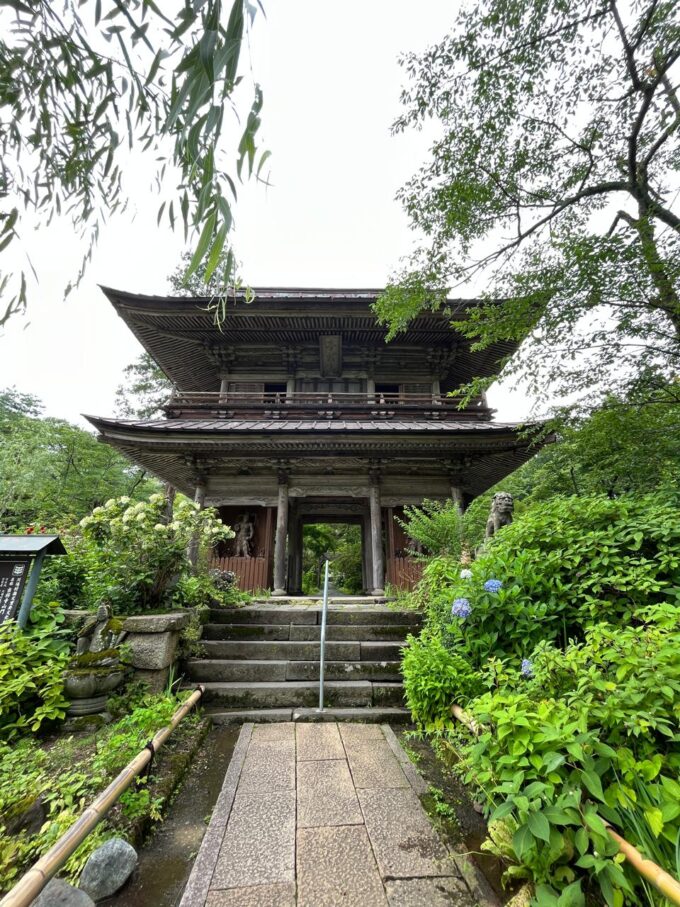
xmin=0 ymin=1 xmax=534 ymax=427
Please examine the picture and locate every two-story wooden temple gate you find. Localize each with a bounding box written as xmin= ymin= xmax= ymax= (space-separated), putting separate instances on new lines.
xmin=88 ymin=287 xmax=541 ymax=595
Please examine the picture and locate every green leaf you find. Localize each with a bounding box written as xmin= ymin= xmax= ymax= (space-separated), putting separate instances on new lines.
xmin=581 ymin=770 xmax=605 ymax=802
xmin=528 ymin=810 xmax=551 ymax=843
xmin=643 ymin=807 xmax=664 ymax=837
xmin=512 ymin=824 xmax=534 ymax=860
xmin=185 ymin=210 xmax=217 ymax=281
xmin=557 ymin=881 xmax=584 ymax=907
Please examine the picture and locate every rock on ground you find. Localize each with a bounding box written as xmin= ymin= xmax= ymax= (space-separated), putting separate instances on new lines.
xmin=78 ymin=838 xmax=138 ymax=900
xmin=33 ymin=878 xmax=95 ymax=907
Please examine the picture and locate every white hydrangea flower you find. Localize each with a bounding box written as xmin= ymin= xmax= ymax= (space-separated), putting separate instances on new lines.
xmin=154 ymin=523 xmax=166 ymax=531
xmin=136 ymin=513 xmax=146 ymax=523
xmin=460 ymin=568 xmax=473 ymax=579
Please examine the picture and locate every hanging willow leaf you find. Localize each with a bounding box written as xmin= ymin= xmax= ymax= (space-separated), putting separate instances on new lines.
xmin=0 ymin=0 xmax=267 ymax=326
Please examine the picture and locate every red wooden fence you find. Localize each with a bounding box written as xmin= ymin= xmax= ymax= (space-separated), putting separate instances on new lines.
xmin=211 ymin=556 xmax=270 ymax=592
xmin=386 ymin=557 xmax=425 ymax=590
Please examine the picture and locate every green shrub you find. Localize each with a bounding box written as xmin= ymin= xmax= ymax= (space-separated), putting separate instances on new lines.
xmin=427 ymin=495 xmax=680 ymax=668
xmin=37 ymin=493 xmax=234 ymax=615
xmin=0 ymin=604 xmax=70 ymax=740
xmin=0 ymin=690 xmax=197 ymax=890
xmin=402 ymin=631 xmax=483 ymax=731
xmin=399 ymin=498 xmax=463 ymax=558
xmin=459 ymin=606 xmax=680 ymax=906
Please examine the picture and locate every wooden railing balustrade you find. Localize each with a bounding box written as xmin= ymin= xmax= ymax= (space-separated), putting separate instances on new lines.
xmin=164 ymin=391 xmax=490 ymax=421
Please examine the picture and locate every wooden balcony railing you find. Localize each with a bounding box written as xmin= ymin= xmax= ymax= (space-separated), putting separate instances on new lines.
xmin=164 ymin=391 xmax=491 ymax=421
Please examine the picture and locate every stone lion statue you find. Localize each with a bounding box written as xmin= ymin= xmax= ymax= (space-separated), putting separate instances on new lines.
xmin=485 ymin=492 xmax=514 ymax=539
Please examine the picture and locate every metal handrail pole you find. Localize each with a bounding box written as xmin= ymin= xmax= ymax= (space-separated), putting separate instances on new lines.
xmin=318 ymin=559 xmax=330 ymax=711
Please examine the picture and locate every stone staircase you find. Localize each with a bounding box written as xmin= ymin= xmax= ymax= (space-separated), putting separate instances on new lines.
xmin=183 ymin=599 xmax=421 ymax=724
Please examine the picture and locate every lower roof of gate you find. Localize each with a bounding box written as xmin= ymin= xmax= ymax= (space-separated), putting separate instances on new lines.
xmin=86 ymin=415 xmax=546 ymax=501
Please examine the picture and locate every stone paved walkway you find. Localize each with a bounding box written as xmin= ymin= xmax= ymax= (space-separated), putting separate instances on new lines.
xmin=179 ymin=722 xmax=494 ymax=906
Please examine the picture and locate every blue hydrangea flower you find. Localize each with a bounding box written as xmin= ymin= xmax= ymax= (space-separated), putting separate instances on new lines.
xmin=521 ymin=659 xmax=534 ymax=678
xmin=451 ymin=598 xmax=472 ymax=619
xmin=459 ymin=568 xmax=473 ymax=580
xmin=484 ymin=579 xmax=503 ymax=594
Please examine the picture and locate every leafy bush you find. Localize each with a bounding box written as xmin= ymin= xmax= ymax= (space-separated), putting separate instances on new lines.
xmin=459 ymin=606 xmax=680 ymax=906
xmin=38 ymin=493 xmax=234 ymax=615
xmin=402 ymin=495 xmax=680 ymax=905
xmin=399 ymin=498 xmax=464 ymax=558
xmin=402 ymin=631 xmax=483 ymax=731
xmin=0 ymin=690 xmax=198 ymax=890
xmin=427 ymin=495 xmax=680 ymax=668
xmin=0 ymin=604 xmax=70 ymax=740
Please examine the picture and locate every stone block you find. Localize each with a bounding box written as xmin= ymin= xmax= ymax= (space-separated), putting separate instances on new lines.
xmin=200 ymin=640 xmax=362 ymax=661
xmin=204 ymin=623 xmax=291 ymax=640
xmin=200 ymin=680 xmax=372 ymax=709
xmin=209 ymin=607 xmax=318 ymax=625
xmin=297 ymin=759 xmax=363 ymax=827
xmin=122 ymin=612 xmax=190 ymax=633
xmin=342 ymin=737 xmax=410 ymax=790
xmin=386 ymin=877 xmax=474 ymax=906
xmin=289 ymin=624 xmax=410 ymax=642
xmin=238 ymin=724 xmax=296 ymax=792
xmin=206 ymin=883 xmax=296 ymax=906
xmin=125 ymin=630 xmax=179 ymax=670
xmin=361 ymin=641 xmax=404 ymax=661
xmin=131 ymin=666 xmax=170 ymax=693
xmin=373 ymin=682 xmax=406 ymax=707
xmin=209 ymin=709 xmax=294 ymax=725
xmin=211 ymin=789 xmax=296 ymax=890
xmin=326 ymin=608 xmax=422 ymax=626
xmin=358 ymin=788 xmax=456 ymax=879
xmin=297 ymin=825 xmax=388 ymax=907
xmin=185 ymin=658 xmax=288 ymax=683
xmin=296 ymin=722 xmax=345 ymax=760
xmin=286 ymin=659 xmax=401 ymax=681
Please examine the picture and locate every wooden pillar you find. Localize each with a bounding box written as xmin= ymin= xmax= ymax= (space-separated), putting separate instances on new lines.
xmin=286 ymin=376 xmax=295 ymax=399
xmin=361 ymin=513 xmax=373 ymax=594
xmin=272 ymin=476 xmax=289 ymax=596
xmin=369 ymin=478 xmax=384 ymax=595
xmin=187 ymin=480 xmax=207 ymax=569
xmin=450 ymin=483 xmax=464 ymax=512
xmin=432 ymin=378 xmax=441 ymax=402
xmin=366 ymin=376 xmax=375 ymax=401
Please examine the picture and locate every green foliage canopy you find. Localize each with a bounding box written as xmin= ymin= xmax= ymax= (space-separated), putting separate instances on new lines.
xmin=376 ymin=0 xmax=680 ymax=408
xmin=0 ymin=0 xmax=267 ymax=325
xmin=0 ymin=388 xmax=158 ymax=530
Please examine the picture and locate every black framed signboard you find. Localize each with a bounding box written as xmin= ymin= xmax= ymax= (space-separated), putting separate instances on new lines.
xmin=0 ymin=558 xmax=30 ymax=625
xmin=0 ymin=536 xmax=66 ymax=628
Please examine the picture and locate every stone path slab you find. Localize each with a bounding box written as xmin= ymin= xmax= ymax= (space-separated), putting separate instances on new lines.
xmin=179 ymin=722 xmax=490 ymax=907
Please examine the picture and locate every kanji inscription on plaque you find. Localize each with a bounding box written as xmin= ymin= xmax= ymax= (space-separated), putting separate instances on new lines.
xmin=0 ymin=559 xmax=30 ymax=625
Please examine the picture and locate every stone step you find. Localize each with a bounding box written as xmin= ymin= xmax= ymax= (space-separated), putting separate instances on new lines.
xmin=285 ymin=660 xmax=401 ymax=682
xmin=202 ymin=623 xmax=411 ymax=642
xmin=198 ymin=680 xmax=405 ymax=710
xmin=207 ymin=606 xmax=421 ymax=627
xmin=185 ymin=658 xmax=402 ymax=683
xmin=199 ymin=680 xmax=386 ymax=709
xmin=199 ymin=640 xmax=403 ymax=662
xmin=205 ymin=706 xmax=412 ymax=725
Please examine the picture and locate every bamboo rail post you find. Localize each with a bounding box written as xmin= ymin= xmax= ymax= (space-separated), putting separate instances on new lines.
xmin=1 ymin=686 xmax=205 ymax=907
xmin=449 ymin=704 xmax=680 ymax=907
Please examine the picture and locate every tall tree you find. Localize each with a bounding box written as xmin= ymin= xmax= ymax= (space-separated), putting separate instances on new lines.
xmin=0 ymin=388 xmax=158 ymax=530
xmin=115 ymin=353 xmax=173 ymax=419
xmin=0 ymin=0 xmax=267 ymax=326
xmin=375 ymin=0 xmax=680 ymax=410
